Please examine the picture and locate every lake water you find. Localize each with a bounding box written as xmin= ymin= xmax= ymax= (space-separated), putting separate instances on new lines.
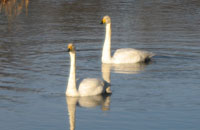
xmin=0 ymin=0 xmax=200 ymax=130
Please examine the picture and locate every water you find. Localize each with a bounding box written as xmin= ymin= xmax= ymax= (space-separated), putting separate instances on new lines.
xmin=1 ymin=0 xmax=200 ymax=130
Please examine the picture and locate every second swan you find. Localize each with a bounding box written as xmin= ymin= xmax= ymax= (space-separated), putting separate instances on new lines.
xmin=100 ymin=15 xmax=155 ymax=64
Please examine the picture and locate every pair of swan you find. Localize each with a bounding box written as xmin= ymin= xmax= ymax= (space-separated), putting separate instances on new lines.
xmin=66 ymin=16 xmax=154 ymax=97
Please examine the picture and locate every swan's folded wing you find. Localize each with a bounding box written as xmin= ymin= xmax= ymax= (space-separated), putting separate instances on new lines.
xmin=112 ymin=48 xmax=154 ymax=63
xmin=78 ymin=78 xmax=105 ymax=96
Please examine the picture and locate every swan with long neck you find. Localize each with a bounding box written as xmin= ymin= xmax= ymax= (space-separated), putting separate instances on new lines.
xmin=66 ymin=43 xmax=111 ymax=97
xmin=101 ymin=16 xmax=155 ymax=64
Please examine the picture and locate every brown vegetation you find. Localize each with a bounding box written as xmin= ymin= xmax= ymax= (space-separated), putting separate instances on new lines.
xmin=0 ymin=0 xmax=29 ymax=19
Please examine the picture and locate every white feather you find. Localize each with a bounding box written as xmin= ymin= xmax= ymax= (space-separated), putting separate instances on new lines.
xmin=112 ymin=48 xmax=154 ymax=64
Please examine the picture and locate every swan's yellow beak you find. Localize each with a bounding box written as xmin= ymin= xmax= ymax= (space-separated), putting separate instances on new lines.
xmin=67 ymin=44 xmax=73 ymax=52
xmin=100 ymin=18 xmax=106 ymax=24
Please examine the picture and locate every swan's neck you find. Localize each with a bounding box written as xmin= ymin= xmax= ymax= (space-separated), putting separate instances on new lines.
xmin=102 ymin=23 xmax=112 ymax=63
xmin=66 ymin=52 xmax=79 ymax=96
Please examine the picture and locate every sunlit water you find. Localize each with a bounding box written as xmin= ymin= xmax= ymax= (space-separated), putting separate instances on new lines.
xmin=0 ymin=0 xmax=200 ymax=130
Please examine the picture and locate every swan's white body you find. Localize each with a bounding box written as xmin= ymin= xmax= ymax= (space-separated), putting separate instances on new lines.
xmin=101 ymin=16 xmax=154 ymax=64
xmin=66 ymin=44 xmax=108 ymax=97
xmin=111 ymin=48 xmax=154 ymax=64
xmin=78 ymin=78 xmax=105 ymax=96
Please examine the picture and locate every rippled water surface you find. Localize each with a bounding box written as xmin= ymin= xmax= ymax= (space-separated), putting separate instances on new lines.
xmin=1 ymin=0 xmax=200 ymax=130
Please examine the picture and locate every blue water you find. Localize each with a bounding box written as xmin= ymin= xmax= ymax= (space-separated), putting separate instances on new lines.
xmin=0 ymin=0 xmax=200 ymax=130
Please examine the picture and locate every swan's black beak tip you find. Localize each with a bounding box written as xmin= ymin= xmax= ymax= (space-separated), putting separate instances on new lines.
xmin=100 ymin=21 xmax=103 ymax=24
xmin=67 ymin=48 xmax=70 ymax=52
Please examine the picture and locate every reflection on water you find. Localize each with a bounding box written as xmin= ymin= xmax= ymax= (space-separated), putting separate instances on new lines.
xmin=102 ymin=62 xmax=149 ymax=74
xmin=101 ymin=64 xmax=112 ymax=93
xmin=66 ymin=95 xmax=111 ymax=130
xmin=0 ymin=0 xmax=29 ymax=19
xmin=101 ymin=62 xmax=149 ymax=93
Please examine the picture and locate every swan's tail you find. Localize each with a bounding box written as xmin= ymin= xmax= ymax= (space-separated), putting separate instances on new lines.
xmin=149 ymin=52 xmax=155 ymax=58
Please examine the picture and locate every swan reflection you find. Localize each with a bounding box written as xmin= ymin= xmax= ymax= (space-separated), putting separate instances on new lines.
xmin=102 ymin=62 xmax=149 ymax=74
xmin=66 ymin=95 xmax=111 ymax=130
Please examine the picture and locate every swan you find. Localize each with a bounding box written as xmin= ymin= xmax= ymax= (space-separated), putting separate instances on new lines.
xmin=100 ymin=15 xmax=155 ymax=64
xmin=66 ymin=43 xmax=111 ymax=97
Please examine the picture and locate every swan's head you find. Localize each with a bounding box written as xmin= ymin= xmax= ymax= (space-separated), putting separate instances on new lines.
xmin=67 ymin=43 xmax=76 ymax=53
xmin=101 ymin=16 xmax=111 ymax=24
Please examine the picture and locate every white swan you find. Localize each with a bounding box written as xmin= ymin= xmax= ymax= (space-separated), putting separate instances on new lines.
xmin=100 ymin=15 xmax=155 ymax=64
xmin=66 ymin=43 xmax=111 ymax=97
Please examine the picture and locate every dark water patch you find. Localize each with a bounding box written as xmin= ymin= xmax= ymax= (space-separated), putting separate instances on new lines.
xmin=40 ymin=92 xmax=65 ymax=98
xmin=0 ymin=85 xmax=43 ymax=93
xmin=0 ymin=95 xmax=25 ymax=104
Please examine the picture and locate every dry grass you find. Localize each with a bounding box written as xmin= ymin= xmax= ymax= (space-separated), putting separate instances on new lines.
xmin=0 ymin=0 xmax=29 ymax=20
